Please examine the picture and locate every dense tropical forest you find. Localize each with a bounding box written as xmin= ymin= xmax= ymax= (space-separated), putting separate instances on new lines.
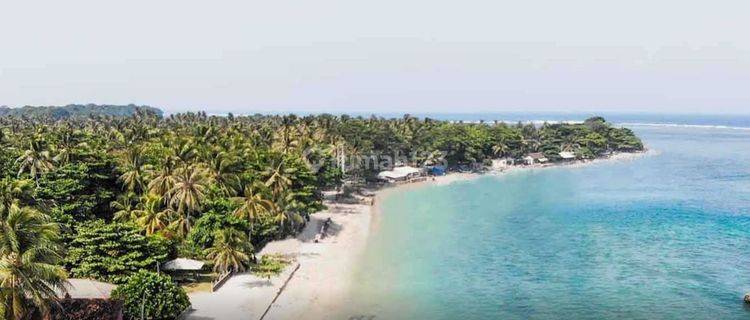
xmin=0 ymin=104 xmax=162 ymax=119
xmin=0 ymin=108 xmax=642 ymax=319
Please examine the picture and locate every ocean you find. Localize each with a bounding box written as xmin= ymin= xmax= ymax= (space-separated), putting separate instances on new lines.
xmin=347 ymin=116 xmax=750 ymax=319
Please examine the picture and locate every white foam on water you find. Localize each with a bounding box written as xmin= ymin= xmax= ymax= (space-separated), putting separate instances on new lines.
xmin=620 ymin=122 xmax=750 ymax=131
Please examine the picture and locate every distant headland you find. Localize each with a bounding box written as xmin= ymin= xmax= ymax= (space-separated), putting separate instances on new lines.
xmin=0 ymin=104 xmax=163 ymax=119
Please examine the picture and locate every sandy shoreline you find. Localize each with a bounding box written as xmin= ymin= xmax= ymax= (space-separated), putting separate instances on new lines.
xmin=187 ymin=151 xmax=650 ymax=320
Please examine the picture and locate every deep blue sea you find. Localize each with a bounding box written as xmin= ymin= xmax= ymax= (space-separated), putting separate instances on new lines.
xmin=347 ymin=116 xmax=750 ymax=319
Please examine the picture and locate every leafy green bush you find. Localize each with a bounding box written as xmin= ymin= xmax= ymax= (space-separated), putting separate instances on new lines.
xmin=252 ymin=254 xmax=291 ymax=279
xmin=66 ymin=221 xmax=170 ymax=284
xmin=111 ymin=270 xmax=190 ymax=320
xmin=36 ymin=160 xmax=118 ymax=222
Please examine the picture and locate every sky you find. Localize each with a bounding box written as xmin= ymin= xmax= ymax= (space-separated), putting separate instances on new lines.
xmin=1 ymin=0 xmax=749 ymax=115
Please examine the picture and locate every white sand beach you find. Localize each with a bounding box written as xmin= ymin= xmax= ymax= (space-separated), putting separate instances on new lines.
xmin=261 ymin=199 xmax=374 ymax=320
xmin=186 ymin=195 xmax=376 ymax=320
xmin=186 ymin=151 xmax=650 ymax=320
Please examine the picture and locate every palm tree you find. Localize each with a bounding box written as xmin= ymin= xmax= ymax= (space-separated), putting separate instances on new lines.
xmin=14 ymin=140 xmax=54 ymax=186
xmin=117 ymin=147 xmax=151 ymax=194
xmin=274 ymin=191 xmax=307 ymax=229
xmin=0 ymin=204 xmax=67 ymax=320
xmin=263 ymin=161 xmax=293 ymax=198
xmin=272 ymin=120 xmax=301 ymax=154
xmin=560 ymin=134 xmax=581 ymax=152
xmin=492 ymin=140 xmax=510 ymax=158
xmin=207 ymin=151 xmax=240 ymax=196
xmin=521 ymin=137 xmax=541 ymax=154
xmin=168 ymin=213 xmax=192 ymax=239
xmin=167 ymin=165 xmax=209 ymax=236
xmin=0 ymin=180 xmax=34 ymax=210
xmin=111 ymin=192 xmax=138 ymax=222
xmin=51 ymin=130 xmax=85 ymax=165
xmin=134 ymin=195 xmax=171 ymax=235
xmin=204 ymin=229 xmax=252 ymax=273
xmin=147 ymin=159 xmax=177 ymax=200
xmin=231 ymin=185 xmax=274 ymax=230
xmin=172 ymin=139 xmax=197 ymax=165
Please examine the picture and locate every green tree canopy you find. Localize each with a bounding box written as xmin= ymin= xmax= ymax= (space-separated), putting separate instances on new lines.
xmin=111 ymin=270 xmax=189 ymax=320
xmin=65 ymin=221 xmax=170 ymax=284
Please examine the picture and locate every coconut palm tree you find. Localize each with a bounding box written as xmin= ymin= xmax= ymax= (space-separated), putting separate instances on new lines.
xmin=172 ymin=139 xmax=197 ymax=165
xmin=491 ymin=141 xmax=510 ymax=158
xmin=204 ymin=229 xmax=252 ymax=273
xmin=134 ymin=195 xmax=171 ymax=235
xmin=272 ymin=119 xmax=301 ymax=154
xmin=207 ymin=151 xmax=241 ymax=196
xmin=147 ymin=158 xmax=177 ymax=201
xmin=111 ymin=192 xmax=138 ymax=222
xmin=0 ymin=204 xmax=67 ymax=320
xmin=167 ymin=165 xmax=209 ymax=236
xmin=14 ymin=140 xmax=54 ymax=186
xmin=560 ymin=134 xmax=581 ymax=152
xmin=275 ymin=190 xmax=310 ymax=230
xmin=168 ymin=213 xmax=192 ymax=239
xmin=263 ymin=161 xmax=293 ymax=199
xmin=0 ymin=180 xmax=34 ymax=210
xmin=521 ymin=137 xmax=541 ymax=154
xmin=117 ymin=147 xmax=151 ymax=194
xmin=231 ymin=185 xmax=274 ymax=230
xmin=51 ymin=129 xmax=87 ymax=165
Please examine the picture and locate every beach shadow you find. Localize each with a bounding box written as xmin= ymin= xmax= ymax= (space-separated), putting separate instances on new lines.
xmin=356 ymin=189 xmax=376 ymax=197
xmin=327 ymin=205 xmax=365 ymax=216
xmin=325 ymin=220 xmax=343 ymax=237
xmin=183 ymin=315 xmax=217 ymax=320
xmin=335 ymin=196 xmax=365 ymax=204
xmin=293 ymin=215 xmax=346 ymax=245
xmin=182 ymin=309 xmax=217 ymax=320
xmin=294 ymin=252 xmax=321 ymax=258
xmin=297 ymin=217 xmax=324 ymax=242
xmin=242 ymin=279 xmax=273 ymax=289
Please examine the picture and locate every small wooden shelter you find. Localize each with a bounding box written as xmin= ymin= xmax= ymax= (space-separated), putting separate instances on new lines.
xmin=524 ymin=152 xmax=548 ymax=165
xmin=377 ymin=166 xmax=421 ymax=183
xmin=161 ymin=258 xmax=206 ymax=281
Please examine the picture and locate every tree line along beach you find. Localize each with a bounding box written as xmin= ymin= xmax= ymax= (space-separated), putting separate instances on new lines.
xmin=0 ymin=105 xmax=643 ymax=319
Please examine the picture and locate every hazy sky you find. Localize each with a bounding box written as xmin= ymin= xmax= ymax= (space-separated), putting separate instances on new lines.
xmin=1 ymin=0 xmax=749 ymax=114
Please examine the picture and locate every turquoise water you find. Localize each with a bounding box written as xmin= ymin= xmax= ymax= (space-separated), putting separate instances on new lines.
xmin=349 ymin=124 xmax=750 ymax=319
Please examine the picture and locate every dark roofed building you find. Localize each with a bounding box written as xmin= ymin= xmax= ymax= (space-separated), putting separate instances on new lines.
xmin=45 ymin=279 xmax=123 ymax=320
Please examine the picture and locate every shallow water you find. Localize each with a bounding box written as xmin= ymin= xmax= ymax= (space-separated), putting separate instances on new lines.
xmin=348 ymin=124 xmax=750 ymax=319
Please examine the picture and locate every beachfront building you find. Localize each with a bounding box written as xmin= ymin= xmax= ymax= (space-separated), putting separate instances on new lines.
xmin=61 ymin=279 xmax=118 ymax=300
xmin=48 ymin=279 xmax=123 ymax=320
xmin=523 ymin=152 xmax=548 ymax=165
xmin=492 ymin=158 xmax=515 ymax=169
xmin=559 ymin=151 xmax=576 ymax=161
xmin=377 ymin=166 xmax=422 ymax=183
